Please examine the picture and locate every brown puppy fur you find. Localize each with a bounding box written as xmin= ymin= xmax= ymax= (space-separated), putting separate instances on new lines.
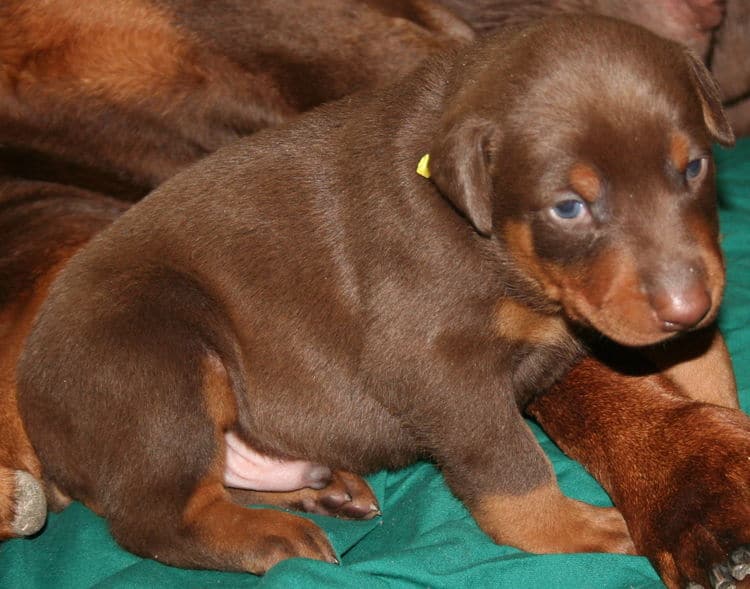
xmin=0 ymin=179 xmax=384 ymax=540
xmin=0 ymin=2 xmax=471 ymax=535
xmin=0 ymin=178 xmax=127 ymax=538
xmin=16 ymin=16 xmax=735 ymax=578
xmin=436 ymin=0 xmax=750 ymax=136
xmin=0 ymin=0 xmax=472 ymax=198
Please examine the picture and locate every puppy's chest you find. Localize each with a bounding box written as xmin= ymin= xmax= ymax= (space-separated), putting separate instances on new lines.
xmin=492 ymin=299 xmax=580 ymax=404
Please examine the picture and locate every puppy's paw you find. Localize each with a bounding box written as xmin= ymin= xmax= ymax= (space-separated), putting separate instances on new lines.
xmin=229 ymin=469 xmax=380 ymax=521
xmin=474 ymin=484 xmax=635 ymax=555
xmin=297 ymin=470 xmax=380 ymax=520
xmin=0 ymin=468 xmax=46 ymax=539
xmin=250 ymin=512 xmax=340 ymax=573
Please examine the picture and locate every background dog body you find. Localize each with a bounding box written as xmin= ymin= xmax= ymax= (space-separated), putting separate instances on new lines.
xmin=0 ymin=180 xmax=126 ymax=539
xmin=0 ymin=0 xmax=746 ymax=204
xmin=0 ymin=0 xmax=471 ymax=199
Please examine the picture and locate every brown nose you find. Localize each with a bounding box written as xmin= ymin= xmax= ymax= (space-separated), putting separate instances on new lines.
xmin=650 ymin=282 xmax=711 ymax=331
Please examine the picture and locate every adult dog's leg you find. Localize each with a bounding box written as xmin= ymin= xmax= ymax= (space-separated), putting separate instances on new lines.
xmin=527 ymin=340 xmax=750 ymax=589
xmin=641 ymin=326 xmax=738 ymax=408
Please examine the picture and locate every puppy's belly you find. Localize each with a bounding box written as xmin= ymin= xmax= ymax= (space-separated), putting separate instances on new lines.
xmin=238 ymin=385 xmax=421 ymax=474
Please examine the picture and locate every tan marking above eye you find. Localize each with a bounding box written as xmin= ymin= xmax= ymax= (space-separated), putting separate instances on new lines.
xmin=669 ymin=132 xmax=691 ymax=173
xmin=568 ymin=163 xmax=601 ymax=203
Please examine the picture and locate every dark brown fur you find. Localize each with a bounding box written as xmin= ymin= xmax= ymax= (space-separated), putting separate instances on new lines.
xmin=15 ymin=17 xmax=737 ymax=582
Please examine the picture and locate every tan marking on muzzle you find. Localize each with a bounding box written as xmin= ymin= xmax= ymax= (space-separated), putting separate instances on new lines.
xmin=557 ymin=247 xmax=673 ymax=346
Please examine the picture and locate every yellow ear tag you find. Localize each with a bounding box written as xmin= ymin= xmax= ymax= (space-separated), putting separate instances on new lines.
xmin=416 ymin=153 xmax=431 ymax=179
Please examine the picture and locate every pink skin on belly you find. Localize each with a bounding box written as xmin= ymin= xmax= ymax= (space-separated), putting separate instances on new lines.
xmin=223 ymin=431 xmax=331 ymax=491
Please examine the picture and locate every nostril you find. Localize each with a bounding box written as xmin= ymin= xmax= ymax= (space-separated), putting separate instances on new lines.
xmin=650 ymin=283 xmax=711 ymax=331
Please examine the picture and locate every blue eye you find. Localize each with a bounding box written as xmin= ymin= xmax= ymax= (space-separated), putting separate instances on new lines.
xmin=685 ymin=158 xmax=705 ymax=181
xmin=552 ymin=199 xmax=586 ymax=220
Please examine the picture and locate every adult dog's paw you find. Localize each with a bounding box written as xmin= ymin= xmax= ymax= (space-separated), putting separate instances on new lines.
xmin=626 ymin=404 xmax=750 ymax=589
xmin=0 ymin=468 xmax=46 ymax=539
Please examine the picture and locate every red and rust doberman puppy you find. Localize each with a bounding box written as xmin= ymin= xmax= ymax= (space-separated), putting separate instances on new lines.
xmin=15 ymin=15 xmax=747 ymax=588
xmin=0 ymin=0 xmax=474 ymax=541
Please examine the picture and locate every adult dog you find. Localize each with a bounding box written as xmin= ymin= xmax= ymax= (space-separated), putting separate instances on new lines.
xmin=437 ymin=0 xmax=750 ymax=135
xmin=16 ymin=16 xmax=745 ymax=589
xmin=0 ymin=0 xmax=472 ymax=199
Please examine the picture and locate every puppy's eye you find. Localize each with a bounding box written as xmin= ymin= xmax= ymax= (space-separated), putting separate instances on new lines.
xmin=551 ymin=198 xmax=587 ymax=220
xmin=685 ymin=157 xmax=707 ymax=182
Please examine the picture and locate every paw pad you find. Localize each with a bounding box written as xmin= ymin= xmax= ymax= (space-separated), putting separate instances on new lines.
xmin=11 ymin=470 xmax=46 ymax=536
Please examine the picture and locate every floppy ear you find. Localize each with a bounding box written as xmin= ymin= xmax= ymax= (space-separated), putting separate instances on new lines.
xmin=429 ymin=117 xmax=496 ymax=236
xmin=684 ymin=49 xmax=735 ymax=146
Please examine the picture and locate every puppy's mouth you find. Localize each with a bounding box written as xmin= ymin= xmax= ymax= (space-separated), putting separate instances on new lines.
xmin=560 ymin=278 xmax=722 ymax=348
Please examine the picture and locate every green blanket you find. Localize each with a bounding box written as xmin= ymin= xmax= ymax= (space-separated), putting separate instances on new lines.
xmin=2 ymin=137 xmax=749 ymax=589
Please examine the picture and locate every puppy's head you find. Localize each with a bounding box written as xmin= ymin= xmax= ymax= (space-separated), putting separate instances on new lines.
xmin=428 ymin=16 xmax=734 ymax=347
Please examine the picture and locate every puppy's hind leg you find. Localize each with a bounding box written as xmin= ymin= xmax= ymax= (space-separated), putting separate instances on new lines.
xmin=18 ymin=272 xmax=337 ymax=573
xmin=106 ymin=346 xmax=339 ymax=574
xmin=221 ymin=429 xmax=380 ymax=520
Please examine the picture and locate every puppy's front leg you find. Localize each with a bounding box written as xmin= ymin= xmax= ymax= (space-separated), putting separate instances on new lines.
xmin=424 ymin=390 xmax=634 ymax=555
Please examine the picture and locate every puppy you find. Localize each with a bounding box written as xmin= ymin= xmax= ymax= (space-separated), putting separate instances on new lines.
xmin=15 ymin=14 xmax=734 ymax=578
